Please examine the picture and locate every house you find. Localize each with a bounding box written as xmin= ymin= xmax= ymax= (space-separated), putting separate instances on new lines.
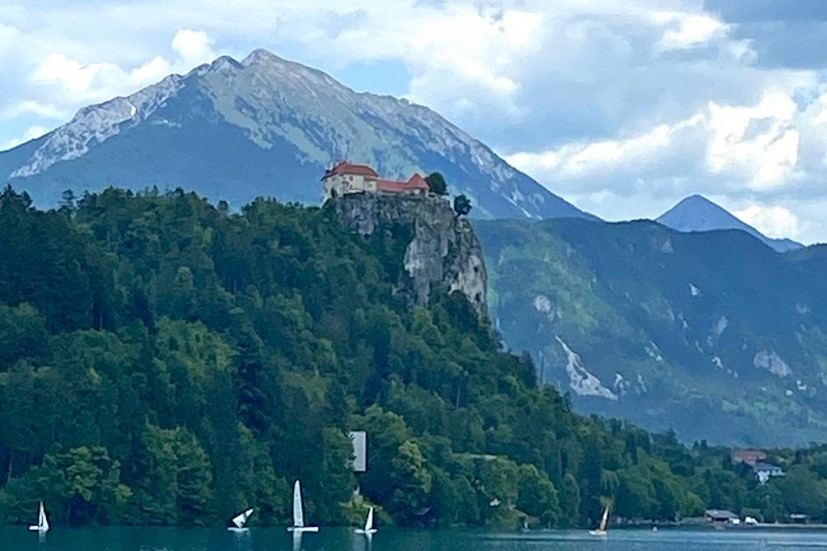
xmin=753 ymin=462 xmax=784 ymax=484
xmin=321 ymin=161 xmax=430 ymax=201
xmin=705 ymin=509 xmax=739 ymax=524
xmin=789 ymin=513 xmax=809 ymax=524
xmin=731 ymin=449 xmax=767 ymax=466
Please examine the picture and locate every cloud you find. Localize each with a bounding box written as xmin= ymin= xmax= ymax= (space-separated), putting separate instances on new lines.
xmin=506 ymin=83 xmax=827 ymax=243
xmin=733 ymin=204 xmax=807 ymax=239
xmin=0 ymin=125 xmax=49 ymax=151
xmin=507 ymin=89 xmax=811 ymax=195
xmin=171 ymin=29 xmax=214 ymax=65
xmin=654 ymin=11 xmax=729 ymax=51
xmin=29 ymin=30 xmax=212 ymax=106
xmin=0 ymin=101 xmax=66 ymax=120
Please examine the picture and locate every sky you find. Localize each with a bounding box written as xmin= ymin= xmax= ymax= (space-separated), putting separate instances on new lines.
xmin=2 ymin=0 xmax=827 ymax=242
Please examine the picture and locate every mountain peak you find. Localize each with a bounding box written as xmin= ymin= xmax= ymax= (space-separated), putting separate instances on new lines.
xmin=657 ymin=195 xmax=802 ymax=253
xmin=0 ymin=49 xmax=595 ymax=222
xmin=241 ymin=48 xmax=281 ymax=67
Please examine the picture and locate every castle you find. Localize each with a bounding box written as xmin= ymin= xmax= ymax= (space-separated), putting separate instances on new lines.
xmin=321 ymin=161 xmax=430 ymax=201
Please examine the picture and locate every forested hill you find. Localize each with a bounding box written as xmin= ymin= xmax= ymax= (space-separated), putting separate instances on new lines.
xmin=0 ymin=186 xmax=819 ymax=529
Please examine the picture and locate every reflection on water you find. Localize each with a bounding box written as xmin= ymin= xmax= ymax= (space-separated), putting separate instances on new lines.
xmin=2 ymin=526 xmax=827 ymax=550
xmin=228 ymin=528 xmax=253 ymax=551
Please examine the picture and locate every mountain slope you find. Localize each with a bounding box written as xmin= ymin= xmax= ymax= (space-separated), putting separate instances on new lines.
xmin=477 ymin=217 xmax=827 ymax=447
xmin=657 ymin=195 xmax=802 ymax=252
xmin=0 ymin=186 xmax=732 ymax=528
xmin=0 ymin=50 xmax=593 ymax=221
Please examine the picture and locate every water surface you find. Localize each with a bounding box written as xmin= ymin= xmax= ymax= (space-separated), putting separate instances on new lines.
xmin=1 ymin=526 xmax=825 ymax=550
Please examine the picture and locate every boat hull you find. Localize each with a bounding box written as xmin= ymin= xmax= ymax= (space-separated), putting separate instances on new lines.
xmin=288 ymin=526 xmax=319 ymax=533
xmin=589 ymin=530 xmax=608 ymax=536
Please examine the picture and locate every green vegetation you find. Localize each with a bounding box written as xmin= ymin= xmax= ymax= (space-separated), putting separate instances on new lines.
xmin=425 ymin=172 xmax=448 ymax=196
xmin=0 ymin=185 xmax=823 ymax=529
xmin=453 ymin=195 xmax=472 ymax=217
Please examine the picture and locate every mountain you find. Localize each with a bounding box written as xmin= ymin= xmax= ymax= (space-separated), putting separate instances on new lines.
xmin=0 ymin=49 xmax=593 ymax=221
xmin=656 ymin=194 xmax=802 ymax=252
xmin=477 ymin=217 xmax=827 ymax=447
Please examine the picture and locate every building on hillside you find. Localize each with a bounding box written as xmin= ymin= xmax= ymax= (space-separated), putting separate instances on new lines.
xmin=349 ymin=431 xmax=367 ymax=473
xmin=321 ymin=161 xmax=430 ymax=201
xmin=705 ymin=509 xmax=739 ymax=524
xmin=731 ymin=449 xmax=767 ymax=466
xmin=753 ymin=462 xmax=784 ymax=484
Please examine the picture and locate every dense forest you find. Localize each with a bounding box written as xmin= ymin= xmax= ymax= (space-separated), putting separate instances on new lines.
xmin=0 ymin=186 xmax=825 ymax=529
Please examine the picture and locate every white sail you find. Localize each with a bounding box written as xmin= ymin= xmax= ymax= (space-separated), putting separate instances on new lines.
xmin=599 ymin=505 xmax=609 ymax=532
xmin=589 ymin=505 xmax=609 ymax=536
xmin=231 ymin=508 xmax=253 ymax=529
xmin=355 ymin=506 xmax=377 ymax=535
xmin=293 ymin=481 xmax=304 ymax=528
xmin=364 ymin=507 xmax=374 ymax=532
xmin=287 ymin=480 xmax=318 ymax=532
xmin=29 ymin=501 xmax=49 ymax=533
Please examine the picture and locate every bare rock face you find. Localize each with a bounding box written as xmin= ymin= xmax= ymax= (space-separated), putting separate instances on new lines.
xmin=332 ymin=193 xmax=487 ymax=319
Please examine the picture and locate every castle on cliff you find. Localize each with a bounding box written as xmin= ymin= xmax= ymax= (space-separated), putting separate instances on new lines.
xmin=321 ymin=161 xmax=430 ymax=202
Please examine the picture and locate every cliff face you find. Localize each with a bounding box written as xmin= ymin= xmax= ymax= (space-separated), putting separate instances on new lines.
xmin=332 ymin=193 xmax=487 ymax=319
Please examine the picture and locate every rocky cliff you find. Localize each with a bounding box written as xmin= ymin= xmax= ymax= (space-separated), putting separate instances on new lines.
xmin=331 ymin=193 xmax=487 ymax=319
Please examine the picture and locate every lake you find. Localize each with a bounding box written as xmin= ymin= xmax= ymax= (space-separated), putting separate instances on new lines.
xmin=1 ymin=526 xmax=826 ymax=551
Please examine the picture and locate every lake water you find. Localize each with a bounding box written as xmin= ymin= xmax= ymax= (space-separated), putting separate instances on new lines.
xmin=1 ymin=526 xmax=826 ymax=551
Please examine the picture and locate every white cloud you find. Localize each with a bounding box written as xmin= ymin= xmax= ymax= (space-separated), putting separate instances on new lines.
xmin=654 ymin=11 xmax=728 ymax=51
xmin=0 ymin=125 xmax=49 ymax=151
xmin=507 ymin=86 xmax=826 ymax=200
xmin=28 ymin=30 xmax=212 ymax=106
xmin=171 ymin=29 xmax=214 ymax=65
xmin=706 ymin=92 xmax=802 ymax=190
xmin=0 ymin=21 xmax=21 ymax=53
xmin=734 ymin=204 xmax=807 ymax=239
xmin=0 ymin=100 xmax=65 ymax=120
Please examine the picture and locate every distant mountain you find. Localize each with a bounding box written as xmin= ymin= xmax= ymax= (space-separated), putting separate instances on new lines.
xmin=477 ymin=217 xmax=827 ymax=447
xmin=656 ymin=195 xmax=802 ymax=252
xmin=0 ymin=49 xmax=594 ymax=221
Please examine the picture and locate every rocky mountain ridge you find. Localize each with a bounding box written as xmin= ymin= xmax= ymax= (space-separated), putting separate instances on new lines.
xmin=0 ymin=49 xmax=592 ymax=222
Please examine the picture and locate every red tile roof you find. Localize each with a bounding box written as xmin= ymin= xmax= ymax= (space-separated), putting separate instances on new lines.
xmin=407 ymin=173 xmax=430 ymax=190
xmin=375 ymin=173 xmax=430 ymax=193
xmin=375 ymin=180 xmax=409 ymax=193
xmin=322 ymin=161 xmax=379 ymax=180
xmin=324 ymin=162 xmax=431 ymax=194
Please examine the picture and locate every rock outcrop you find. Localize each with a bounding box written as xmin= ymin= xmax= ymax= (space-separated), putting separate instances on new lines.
xmin=331 ymin=193 xmax=487 ymax=319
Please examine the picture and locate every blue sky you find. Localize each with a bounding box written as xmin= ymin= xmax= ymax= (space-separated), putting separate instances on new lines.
xmin=3 ymin=0 xmax=827 ymax=242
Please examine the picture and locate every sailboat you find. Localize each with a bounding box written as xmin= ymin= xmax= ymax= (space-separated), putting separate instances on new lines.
xmin=589 ymin=504 xmax=610 ymax=536
xmin=28 ymin=501 xmax=49 ymax=533
xmin=227 ymin=508 xmax=254 ymax=531
xmin=354 ymin=506 xmax=377 ymax=537
xmin=287 ymin=480 xmax=319 ymax=533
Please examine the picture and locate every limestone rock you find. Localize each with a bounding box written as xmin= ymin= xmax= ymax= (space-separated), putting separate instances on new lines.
xmin=332 ymin=193 xmax=487 ymax=319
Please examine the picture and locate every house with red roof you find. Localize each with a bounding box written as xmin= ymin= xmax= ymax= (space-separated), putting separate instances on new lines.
xmin=321 ymin=161 xmax=430 ymax=201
